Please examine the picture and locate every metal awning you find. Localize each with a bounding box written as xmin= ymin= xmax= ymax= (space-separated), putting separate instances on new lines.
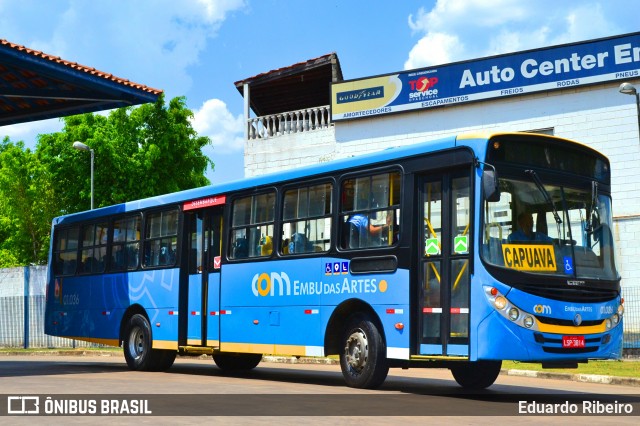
xmin=0 ymin=39 xmax=162 ymax=126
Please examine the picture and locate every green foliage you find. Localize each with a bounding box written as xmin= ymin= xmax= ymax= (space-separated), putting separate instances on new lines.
xmin=0 ymin=95 xmax=213 ymax=266
xmin=0 ymin=138 xmax=56 ymax=265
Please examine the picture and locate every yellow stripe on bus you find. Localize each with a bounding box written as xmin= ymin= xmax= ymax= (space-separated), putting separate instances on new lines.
xmin=221 ymin=342 xmax=275 ymax=354
xmin=61 ymin=337 xmax=120 ymax=347
xmin=152 ymin=340 xmax=178 ymax=350
xmin=536 ymin=321 xmax=607 ymax=335
xmin=221 ymin=342 xmax=311 ymax=356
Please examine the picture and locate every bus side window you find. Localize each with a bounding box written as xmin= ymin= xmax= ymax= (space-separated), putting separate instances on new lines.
xmin=54 ymin=226 xmax=79 ymax=276
xmin=143 ymin=208 xmax=178 ymax=268
xmin=281 ymin=183 xmax=333 ymax=255
xmin=111 ymin=215 xmax=141 ymax=271
xmin=340 ymin=172 xmax=400 ymax=250
xmin=230 ymin=191 xmax=275 ymax=259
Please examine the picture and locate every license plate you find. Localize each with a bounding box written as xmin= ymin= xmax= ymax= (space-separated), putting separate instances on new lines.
xmin=562 ymin=335 xmax=585 ymax=348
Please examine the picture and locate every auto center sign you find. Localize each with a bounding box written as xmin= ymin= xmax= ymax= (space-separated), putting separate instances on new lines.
xmin=331 ymin=32 xmax=640 ymax=121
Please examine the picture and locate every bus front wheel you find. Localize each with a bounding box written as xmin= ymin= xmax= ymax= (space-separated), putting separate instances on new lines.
xmin=339 ymin=314 xmax=389 ymax=389
xmin=450 ymin=360 xmax=502 ymax=389
xmin=123 ymin=314 xmax=176 ymax=371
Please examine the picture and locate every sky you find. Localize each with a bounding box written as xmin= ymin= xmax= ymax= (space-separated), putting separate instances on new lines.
xmin=1 ymin=0 xmax=640 ymax=184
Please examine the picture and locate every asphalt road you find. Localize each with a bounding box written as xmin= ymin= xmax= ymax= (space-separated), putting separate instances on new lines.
xmin=0 ymin=354 xmax=638 ymax=424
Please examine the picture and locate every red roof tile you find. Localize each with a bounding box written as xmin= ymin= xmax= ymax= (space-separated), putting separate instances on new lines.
xmin=0 ymin=39 xmax=163 ymax=95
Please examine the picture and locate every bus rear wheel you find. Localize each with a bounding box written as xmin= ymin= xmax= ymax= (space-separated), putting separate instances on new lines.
xmin=450 ymin=360 xmax=502 ymax=389
xmin=123 ymin=314 xmax=176 ymax=372
xmin=339 ymin=314 xmax=389 ymax=389
xmin=213 ymin=353 xmax=262 ymax=371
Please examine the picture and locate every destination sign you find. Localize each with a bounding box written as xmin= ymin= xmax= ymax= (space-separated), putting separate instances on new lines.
xmin=502 ymin=244 xmax=557 ymax=272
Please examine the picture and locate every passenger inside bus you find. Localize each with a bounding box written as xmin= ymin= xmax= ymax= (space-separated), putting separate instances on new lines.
xmin=507 ymin=212 xmax=552 ymax=243
xmin=288 ymin=232 xmax=309 ymax=254
xmin=346 ymin=212 xmax=392 ymax=248
xmin=233 ymin=237 xmax=248 ymax=258
xmin=259 ymin=235 xmax=273 ymax=256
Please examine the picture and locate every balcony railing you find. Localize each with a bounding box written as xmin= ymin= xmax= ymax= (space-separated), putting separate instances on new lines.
xmin=247 ymin=105 xmax=331 ymax=140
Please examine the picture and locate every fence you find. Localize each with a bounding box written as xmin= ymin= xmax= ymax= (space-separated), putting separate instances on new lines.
xmin=247 ymin=106 xmax=331 ymax=140
xmin=0 ymin=266 xmax=639 ymax=352
xmin=623 ymin=286 xmax=640 ymax=350
xmin=0 ymin=267 xmax=102 ymax=349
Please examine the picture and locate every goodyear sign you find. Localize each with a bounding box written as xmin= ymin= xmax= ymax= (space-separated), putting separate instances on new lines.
xmin=331 ymin=32 xmax=640 ymax=121
xmin=502 ymin=244 xmax=557 ymax=272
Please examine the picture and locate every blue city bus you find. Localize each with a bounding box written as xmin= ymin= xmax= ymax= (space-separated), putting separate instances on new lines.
xmin=45 ymin=132 xmax=623 ymax=389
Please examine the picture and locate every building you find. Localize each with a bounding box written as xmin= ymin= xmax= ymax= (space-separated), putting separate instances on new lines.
xmin=237 ymin=32 xmax=640 ymax=292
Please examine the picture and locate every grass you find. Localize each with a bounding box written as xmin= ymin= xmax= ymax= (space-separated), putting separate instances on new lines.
xmin=503 ymin=360 xmax=640 ymax=378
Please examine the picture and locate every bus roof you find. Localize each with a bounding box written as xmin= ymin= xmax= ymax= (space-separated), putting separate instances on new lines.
xmin=51 ymin=131 xmax=596 ymax=225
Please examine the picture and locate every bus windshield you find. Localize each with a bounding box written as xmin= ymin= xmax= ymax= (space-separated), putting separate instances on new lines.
xmin=482 ymin=175 xmax=618 ymax=281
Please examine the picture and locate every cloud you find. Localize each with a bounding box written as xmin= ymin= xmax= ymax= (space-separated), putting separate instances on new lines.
xmin=1 ymin=118 xmax=63 ymax=148
xmin=404 ymin=0 xmax=623 ymax=70
xmin=404 ymin=32 xmax=463 ymax=69
xmin=191 ymin=98 xmax=245 ymax=155
xmin=0 ymin=0 xmax=247 ymax=99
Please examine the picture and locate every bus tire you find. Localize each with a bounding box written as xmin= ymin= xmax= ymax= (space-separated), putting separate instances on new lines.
xmin=213 ymin=353 xmax=262 ymax=371
xmin=123 ymin=314 xmax=175 ymax=372
xmin=339 ymin=314 xmax=389 ymax=389
xmin=151 ymin=349 xmax=177 ymax=372
xmin=450 ymin=360 xmax=502 ymax=389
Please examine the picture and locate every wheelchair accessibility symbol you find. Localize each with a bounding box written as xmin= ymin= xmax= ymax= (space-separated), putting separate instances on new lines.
xmin=563 ymin=256 xmax=573 ymax=275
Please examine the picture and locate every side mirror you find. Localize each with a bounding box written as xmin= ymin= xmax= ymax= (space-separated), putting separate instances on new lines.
xmin=483 ymin=169 xmax=500 ymax=202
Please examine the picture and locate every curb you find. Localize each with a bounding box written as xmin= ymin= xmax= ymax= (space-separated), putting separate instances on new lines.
xmin=2 ymin=351 xmax=638 ymax=387
xmin=504 ymin=368 xmax=640 ymax=387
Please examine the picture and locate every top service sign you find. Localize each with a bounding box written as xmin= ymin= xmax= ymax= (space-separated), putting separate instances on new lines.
xmin=331 ymin=32 xmax=640 ymax=121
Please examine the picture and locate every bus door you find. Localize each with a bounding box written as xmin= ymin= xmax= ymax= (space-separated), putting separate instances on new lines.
xmin=419 ymin=171 xmax=471 ymax=357
xmin=184 ymin=206 xmax=223 ymax=348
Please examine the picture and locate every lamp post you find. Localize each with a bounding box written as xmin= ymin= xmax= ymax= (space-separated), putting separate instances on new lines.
xmin=72 ymin=141 xmax=94 ymax=210
xmin=619 ymin=82 xmax=640 ymax=142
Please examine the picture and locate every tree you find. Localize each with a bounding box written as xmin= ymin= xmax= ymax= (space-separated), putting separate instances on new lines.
xmin=37 ymin=94 xmax=213 ymax=212
xmin=0 ymin=95 xmax=214 ymax=266
xmin=0 ymin=138 xmax=57 ymax=265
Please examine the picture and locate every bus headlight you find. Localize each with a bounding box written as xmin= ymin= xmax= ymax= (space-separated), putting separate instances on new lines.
xmin=612 ymin=314 xmax=619 ymax=325
xmin=618 ymin=304 xmax=624 ymax=316
xmin=508 ymin=307 xmax=519 ymax=321
xmin=605 ymin=318 xmax=612 ymax=329
xmin=523 ymin=316 xmax=534 ymax=328
xmin=483 ymin=286 xmax=539 ymax=331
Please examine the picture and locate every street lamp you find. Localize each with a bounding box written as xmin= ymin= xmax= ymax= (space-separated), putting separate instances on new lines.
xmin=619 ymin=82 xmax=640 ymax=142
xmin=72 ymin=141 xmax=94 ymax=210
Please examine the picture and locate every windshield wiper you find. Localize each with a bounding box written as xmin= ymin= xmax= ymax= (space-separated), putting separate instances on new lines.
xmin=525 ymin=170 xmax=562 ymax=226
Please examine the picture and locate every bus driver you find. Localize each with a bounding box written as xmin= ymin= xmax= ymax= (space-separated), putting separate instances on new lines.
xmin=508 ymin=212 xmax=551 ymax=243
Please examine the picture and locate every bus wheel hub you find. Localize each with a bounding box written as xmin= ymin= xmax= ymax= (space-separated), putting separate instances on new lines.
xmin=345 ymin=329 xmax=369 ymax=371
